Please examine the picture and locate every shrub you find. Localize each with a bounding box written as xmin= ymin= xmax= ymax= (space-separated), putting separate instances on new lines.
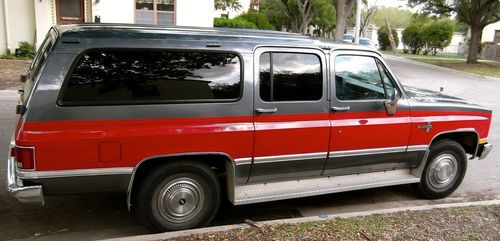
xmin=235 ymin=12 xmax=275 ymax=30
xmin=214 ymin=17 xmax=258 ymax=29
xmin=0 ymin=54 xmax=17 ymax=60
xmin=15 ymin=41 xmax=35 ymax=58
xmin=421 ymin=19 xmax=454 ymax=55
xmin=402 ymin=23 xmax=425 ymax=54
xmin=377 ymin=26 xmax=399 ymax=51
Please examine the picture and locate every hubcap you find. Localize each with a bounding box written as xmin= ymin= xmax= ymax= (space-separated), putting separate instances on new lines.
xmin=157 ymin=177 xmax=205 ymax=223
xmin=428 ymin=154 xmax=458 ymax=189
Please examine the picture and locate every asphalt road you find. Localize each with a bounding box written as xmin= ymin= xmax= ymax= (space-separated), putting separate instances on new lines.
xmin=0 ymin=56 xmax=498 ymax=240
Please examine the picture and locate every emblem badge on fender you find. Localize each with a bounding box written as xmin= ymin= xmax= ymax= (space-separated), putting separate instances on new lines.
xmin=418 ymin=122 xmax=433 ymax=133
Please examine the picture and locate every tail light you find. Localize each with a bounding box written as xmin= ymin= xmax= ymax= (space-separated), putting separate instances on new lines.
xmin=10 ymin=146 xmax=35 ymax=170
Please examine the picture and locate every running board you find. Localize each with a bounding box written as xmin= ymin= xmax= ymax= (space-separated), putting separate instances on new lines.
xmin=233 ymin=169 xmax=420 ymax=205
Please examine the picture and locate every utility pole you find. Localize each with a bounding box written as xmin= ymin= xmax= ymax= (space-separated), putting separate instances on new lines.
xmin=354 ymin=0 xmax=362 ymax=44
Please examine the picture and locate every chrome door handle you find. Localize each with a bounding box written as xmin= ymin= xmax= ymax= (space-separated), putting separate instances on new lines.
xmin=256 ymin=108 xmax=277 ymax=114
xmin=331 ymin=106 xmax=350 ymax=112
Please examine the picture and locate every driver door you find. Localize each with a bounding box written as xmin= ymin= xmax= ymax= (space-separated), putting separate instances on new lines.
xmin=324 ymin=51 xmax=412 ymax=176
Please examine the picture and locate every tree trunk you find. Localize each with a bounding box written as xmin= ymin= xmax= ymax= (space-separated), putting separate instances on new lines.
xmin=467 ymin=24 xmax=481 ymax=64
xmin=334 ymin=0 xmax=347 ymax=40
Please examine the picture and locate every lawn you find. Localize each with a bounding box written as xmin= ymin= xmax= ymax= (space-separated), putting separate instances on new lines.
xmin=178 ymin=205 xmax=500 ymax=241
xmin=407 ymin=58 xmax=500 ymax=78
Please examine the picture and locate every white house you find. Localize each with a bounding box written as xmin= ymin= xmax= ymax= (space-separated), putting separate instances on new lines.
xmin=481 ymin=21 xmax=500 ymax=43
xmin=0 ymin=0 xmax=215 ymax=55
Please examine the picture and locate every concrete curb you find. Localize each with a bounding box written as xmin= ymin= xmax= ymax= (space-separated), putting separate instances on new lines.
xmin=102 ymin=199 xmax=500 ymax=241
xmin=383 ymin=55 xmax=500 ymax=81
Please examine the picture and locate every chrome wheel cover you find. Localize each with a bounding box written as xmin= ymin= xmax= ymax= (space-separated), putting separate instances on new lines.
xmin=428 ymin=153 xmax=458 ymax=189
xmin=157 ymin=177 xmax=205 ymax=223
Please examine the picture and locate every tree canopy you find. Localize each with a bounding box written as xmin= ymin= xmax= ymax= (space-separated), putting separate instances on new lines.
xmin=260 ymin=0 xmax=334 ymax=34
xmin=408 ymin=0 xmax=500 ymax=63
xmin=215 ymin=0 xmax=242 ymax=11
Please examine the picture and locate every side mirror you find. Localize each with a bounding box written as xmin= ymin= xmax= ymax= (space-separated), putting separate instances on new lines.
xmin=384 ymin=92 xmax=400 ymax=115
xmin=20 ymin=74 xmax=27 ymax=83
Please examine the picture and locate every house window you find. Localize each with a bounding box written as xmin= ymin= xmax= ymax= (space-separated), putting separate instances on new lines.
xmin=135 ymin=0 xmax=175 ymax=25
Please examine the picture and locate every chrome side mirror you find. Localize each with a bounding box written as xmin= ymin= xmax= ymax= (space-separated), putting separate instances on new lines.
xmin=384 ymin=92 xmax=400 ymax=115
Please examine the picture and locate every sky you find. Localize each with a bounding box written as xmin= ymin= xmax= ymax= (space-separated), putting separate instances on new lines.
xmin=367 ymin=0 xmax=418 ymax=12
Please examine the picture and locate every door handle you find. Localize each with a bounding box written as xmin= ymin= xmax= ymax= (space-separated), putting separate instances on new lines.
xmin=331 ymin=106 xmax=350 ymax=112
xmin=256 ymin=108 xmax=278 ymax=114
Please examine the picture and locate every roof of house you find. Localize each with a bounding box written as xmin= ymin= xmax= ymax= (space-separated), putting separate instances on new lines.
xmin=53 ymin=23 xmax=376 ymax=53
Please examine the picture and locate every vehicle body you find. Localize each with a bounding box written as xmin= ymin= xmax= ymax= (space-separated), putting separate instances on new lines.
xmin=359 ymin=38 xmax=378 ymax=49
xmin=7 ymin=24 xmax=493 ymax=232
xmin=342 ymin=34 xmax=354 ymax=42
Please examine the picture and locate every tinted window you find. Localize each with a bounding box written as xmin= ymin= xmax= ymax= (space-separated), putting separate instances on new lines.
xmin=260 ymin=52 xmax=322 ymax=101
xmin=335 ymin=55 xmax=386 ymax=100
xmin=61 ymin=50 xmax=241 ymax=105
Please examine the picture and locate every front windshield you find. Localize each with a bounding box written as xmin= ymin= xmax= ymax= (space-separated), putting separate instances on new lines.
xmin=21 ymin=29 xmax=56 ymax=104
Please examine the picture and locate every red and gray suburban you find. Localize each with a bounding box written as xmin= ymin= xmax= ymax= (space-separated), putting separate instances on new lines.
xmin=7 ymin=24 xmax=493 ymax=231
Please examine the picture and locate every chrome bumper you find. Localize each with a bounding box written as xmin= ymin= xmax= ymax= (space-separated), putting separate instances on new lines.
xmin=7 ymin=155 xmax=44 ymax=205
xmin=478 ymin=143 xmax=492 ymax=160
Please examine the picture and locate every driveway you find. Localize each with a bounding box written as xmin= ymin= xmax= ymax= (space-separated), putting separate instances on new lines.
xmin=0 ymin=56 xmax=498 ymax=240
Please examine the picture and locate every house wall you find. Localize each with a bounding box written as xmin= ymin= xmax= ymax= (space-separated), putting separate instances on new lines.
xmin=0 ymin=0 xmax=36 ymax=55
xmin=482 ymin=21 xmax=500 ymax=43
xmin=177 ymin=0 xmax=214 ymax=27
xmin=213 ymin=0 xmax=249 ymax=19
xmin=34 ymin=0 xmax=55 ymax=50
xmin=92 ymin=0 xmax=134 ymax=24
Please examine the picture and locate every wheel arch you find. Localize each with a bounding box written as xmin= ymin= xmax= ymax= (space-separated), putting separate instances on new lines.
xmin=412 ymin=129 xmax=479 ymax=177
xmin=126 ymin=152 xmax=235 ymax=211
xmin=429 ymin=130 xmax=479 ymax=156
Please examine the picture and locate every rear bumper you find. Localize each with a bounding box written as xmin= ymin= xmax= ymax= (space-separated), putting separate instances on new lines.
xmin=7 ymin=155 xmax=45 ymax=206
xmin=478 ymin=143 xmax=492 ymax=160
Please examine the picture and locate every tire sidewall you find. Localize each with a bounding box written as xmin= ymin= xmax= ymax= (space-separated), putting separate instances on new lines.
xmin=137 ymin=162 xmax=220 ymax=231
xmin=421 ymin=140 xmax=467 ymax=198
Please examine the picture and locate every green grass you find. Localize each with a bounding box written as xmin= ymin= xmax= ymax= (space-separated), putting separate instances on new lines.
xmin=408 ymin=58 xmax=500 ymax=78
xmin=381 ymin=50 xmax=466 ymax=59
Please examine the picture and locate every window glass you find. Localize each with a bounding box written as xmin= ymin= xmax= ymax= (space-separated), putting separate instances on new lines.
xmin=377 ymin=60 xmax=396 ymax=99
xmin=59 ymin=0 xmax=81 ymax=19
xmin=157 ymin=12 xmax=174 ymax=25
xmin=136 ymin=0 xmax=154 ymax=10
xmin=335 ymin=55 xmax=386 ymax=100
xmin=157 ymin=0 xmax=174 ymax=11
xmin=61 ymin=50 xmax=241 ymax=105
xmin=259 ymin=52 xmax=322 ymax=101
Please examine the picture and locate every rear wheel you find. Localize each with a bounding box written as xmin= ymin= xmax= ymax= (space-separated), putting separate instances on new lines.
xmin=414 ymin=139 xmax=467 ymax=199
xmin=135 ymin=161 xmax=220 ymax=232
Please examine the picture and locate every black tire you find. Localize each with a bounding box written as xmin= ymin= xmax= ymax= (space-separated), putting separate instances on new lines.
xmin=134 ymin=161 xmax=220 ymax=232
xmin=414 ymin=139 xmax=467 ymax=199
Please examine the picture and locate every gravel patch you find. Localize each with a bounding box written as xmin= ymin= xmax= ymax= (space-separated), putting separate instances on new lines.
xmin=174 ymin=205 xmax=500 ymax=241
xmin=0 ymin=59 xmax=31 ymax=90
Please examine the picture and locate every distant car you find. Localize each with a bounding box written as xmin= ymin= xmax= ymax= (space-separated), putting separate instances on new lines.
xmin=342 ymin=34 xmax=354 ymax=42
xmin=359 ymin=38 xmax=378 ymax=49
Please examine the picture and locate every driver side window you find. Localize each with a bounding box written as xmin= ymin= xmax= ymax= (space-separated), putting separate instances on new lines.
xmin=335 ymin=55 xmax=395 ymax=101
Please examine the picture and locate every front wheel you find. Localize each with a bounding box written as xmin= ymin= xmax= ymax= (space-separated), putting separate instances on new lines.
xmin=414 ymin=139 xmax=467 ymax=199
xmin=135 ymin=161 xmax=221 ymax=232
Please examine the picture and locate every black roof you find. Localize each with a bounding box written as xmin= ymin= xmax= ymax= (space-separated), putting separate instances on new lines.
xmin=54 ymin=23 xmax=375 ymax=53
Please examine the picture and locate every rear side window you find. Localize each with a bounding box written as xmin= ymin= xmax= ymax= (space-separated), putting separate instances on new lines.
xmin=259 ymin=52 xmax=322 ymax=101
xmin=60 ymin=50 xmax=241 ymax=105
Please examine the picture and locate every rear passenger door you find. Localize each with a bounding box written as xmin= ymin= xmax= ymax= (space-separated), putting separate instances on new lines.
xmin=249 ymin=48 xmax=330 ymax=183
xmin=324 ymin=51 xmax=412 ymax=176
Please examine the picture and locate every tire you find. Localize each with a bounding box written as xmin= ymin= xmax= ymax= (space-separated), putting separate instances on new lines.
xmin=134 ymin=161 xmax=221 ymax=232
xmin=414 ymin=139 xmax=467 ymax=199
